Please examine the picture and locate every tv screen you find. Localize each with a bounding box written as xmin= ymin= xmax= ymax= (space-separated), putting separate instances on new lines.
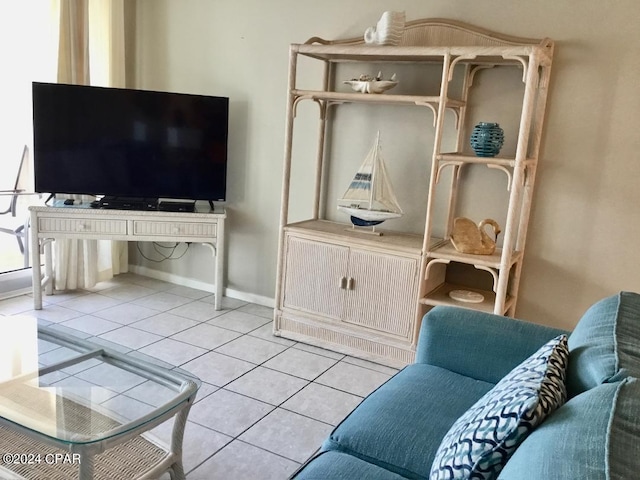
xmin=32 ymin=82 xmax=228 ymax=201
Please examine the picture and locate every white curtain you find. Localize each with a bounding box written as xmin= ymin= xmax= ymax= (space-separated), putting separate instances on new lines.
xmin=53 ymin=0 xmax=128 ymax=290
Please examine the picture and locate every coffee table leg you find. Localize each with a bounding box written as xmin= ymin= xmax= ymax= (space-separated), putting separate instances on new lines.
xmin=78 ymin=451 xmax=95 ymax=480
xmin=168 ymin=403 xmax=192 ymax=480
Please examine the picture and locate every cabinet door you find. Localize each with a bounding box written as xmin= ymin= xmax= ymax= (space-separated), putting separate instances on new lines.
xmin=282 ymin=236 xmax=348 ymax=320
xmin=343 ymin=249 xmax=418 ymax=338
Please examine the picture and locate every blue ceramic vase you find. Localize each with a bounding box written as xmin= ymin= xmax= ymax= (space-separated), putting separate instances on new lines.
xmin=470 ymin=122 xmax=504 ymax=157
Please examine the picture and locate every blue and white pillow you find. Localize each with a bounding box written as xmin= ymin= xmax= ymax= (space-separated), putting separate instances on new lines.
xmin=429 ymin=334 xmax=569 ymax=480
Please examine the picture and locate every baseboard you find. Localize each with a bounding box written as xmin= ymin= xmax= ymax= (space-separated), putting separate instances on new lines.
xmin=223 ymin=287 xmax=275 ymax=309
xmin=127 ymin=265 xmax=275 ymax=308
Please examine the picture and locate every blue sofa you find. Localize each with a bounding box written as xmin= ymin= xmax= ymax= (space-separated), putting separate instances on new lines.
xmin=291 ymin=292 xmax=640 ymax=479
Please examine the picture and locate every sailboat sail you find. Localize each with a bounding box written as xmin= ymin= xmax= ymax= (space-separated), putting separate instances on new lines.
xmin=338 ymin=133 xmax=403 ymax=224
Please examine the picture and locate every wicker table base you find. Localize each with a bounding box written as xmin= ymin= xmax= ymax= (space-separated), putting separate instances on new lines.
xmin=0 ymin=425 xmax=167 ymax=480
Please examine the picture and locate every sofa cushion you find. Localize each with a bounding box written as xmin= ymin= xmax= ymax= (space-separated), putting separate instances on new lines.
xmin=322 ymin=363 xmax=494 ymax=480
xmin=429 ymin=335 xmax=568 ymax=480
xmin=292 ymin=451 xmax=409 ymax=479
xmin=567 ymin=291 xmax=640 ymax=396
xmin=416 ymin=306 xmax=568 ymax=384
xmin=498 ymin=377 xmax=640 ymax=479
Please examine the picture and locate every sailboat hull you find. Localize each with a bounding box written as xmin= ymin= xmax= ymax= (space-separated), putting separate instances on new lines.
xmin=338 ymin=205 xmax=403 ymax=224
xmin=350 ymin=216 xmax=384 ymax=227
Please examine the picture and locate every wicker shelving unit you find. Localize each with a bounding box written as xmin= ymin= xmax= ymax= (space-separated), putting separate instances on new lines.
xmin=273 ymin=18 xmax=554 ymax=366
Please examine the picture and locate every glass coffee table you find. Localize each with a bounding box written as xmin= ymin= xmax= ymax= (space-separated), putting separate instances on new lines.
xmin=0 ymin=316 xmax=200 ymax=480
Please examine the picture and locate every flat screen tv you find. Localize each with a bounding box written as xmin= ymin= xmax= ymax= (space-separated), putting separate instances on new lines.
xmin=32 ymin=82 xmax=229 ymax=202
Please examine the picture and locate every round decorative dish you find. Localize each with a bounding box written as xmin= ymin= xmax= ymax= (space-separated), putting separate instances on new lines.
xmin=448 ymin=289 xmax=485 ymax=303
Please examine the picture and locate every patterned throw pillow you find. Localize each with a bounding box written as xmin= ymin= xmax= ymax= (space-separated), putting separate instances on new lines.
xmin=429 ymin=334 xmax=569 ymax=480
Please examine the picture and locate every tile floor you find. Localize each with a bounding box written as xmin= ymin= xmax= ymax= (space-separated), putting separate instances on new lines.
xmin=0 ymin=273 xmax=398 ymax=479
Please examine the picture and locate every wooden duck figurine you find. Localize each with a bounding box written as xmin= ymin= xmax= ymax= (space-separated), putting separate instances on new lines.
xmin=450 ymin=217 xmax=501 ymax=255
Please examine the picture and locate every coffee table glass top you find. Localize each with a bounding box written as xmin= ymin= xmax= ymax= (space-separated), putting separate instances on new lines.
xmin=0 ymin=316 xmax=200 ymax=445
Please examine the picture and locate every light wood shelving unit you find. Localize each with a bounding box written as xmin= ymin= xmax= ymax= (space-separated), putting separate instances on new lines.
xmin=274 ymin=18 xmax=554 ymax=367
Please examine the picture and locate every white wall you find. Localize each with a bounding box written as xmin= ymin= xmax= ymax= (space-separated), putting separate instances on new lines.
xmin=132 ymin=0 xmax=640 ymax=330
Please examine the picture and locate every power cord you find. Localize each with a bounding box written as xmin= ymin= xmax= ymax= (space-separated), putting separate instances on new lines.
xmin=136 ymin=242 xmax=191 ymax=262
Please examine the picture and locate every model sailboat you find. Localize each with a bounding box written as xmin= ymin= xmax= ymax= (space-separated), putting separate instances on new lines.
xmin=338 ymin=132 xmax=403 ymax=228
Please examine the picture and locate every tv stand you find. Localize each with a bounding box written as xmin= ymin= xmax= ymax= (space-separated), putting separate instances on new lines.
xmin=29 ymin=205 xmax=227 ymax=310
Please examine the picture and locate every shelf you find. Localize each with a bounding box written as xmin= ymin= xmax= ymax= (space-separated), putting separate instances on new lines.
xmin=295 ymin=44 xmax=547 ymax=66
xmin=420 ymin=282 xmax=514 ymax=314
xmin=428 ymin=240 xmax=522 ymax=269
xmin=284 ymin=219 xmax=428 ymax=255
xmin=291 ymin=89 xmax=465 ymax=108
xmin=437 ymin=153 xmax=536 ymax=168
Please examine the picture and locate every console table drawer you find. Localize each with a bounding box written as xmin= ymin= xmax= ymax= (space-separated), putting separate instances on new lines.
xmin=133 ymin=221 xmax=217 ymax=238
xmin=38 ymin=218 xmax=127 ymax=235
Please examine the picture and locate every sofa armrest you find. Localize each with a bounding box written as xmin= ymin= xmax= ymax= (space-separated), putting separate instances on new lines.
xmin=415 ymin=306 xmax=568 ymax=384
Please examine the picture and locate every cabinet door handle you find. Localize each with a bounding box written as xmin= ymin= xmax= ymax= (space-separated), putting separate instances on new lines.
xmin=339 ymin=276 xmax=347 ymax=289
xmin=346 ymin=277 xmax=354 ymax=290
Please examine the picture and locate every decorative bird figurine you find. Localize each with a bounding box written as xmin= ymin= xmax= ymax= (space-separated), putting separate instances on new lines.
xmin=450 ymin=217 xmax=501 ymax=255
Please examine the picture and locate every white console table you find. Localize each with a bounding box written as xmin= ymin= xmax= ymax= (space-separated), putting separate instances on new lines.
xmin=29 ymin=204 xmax=226 ymax=310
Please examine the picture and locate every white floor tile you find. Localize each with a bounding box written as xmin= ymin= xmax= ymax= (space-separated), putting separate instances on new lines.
xmin=206 ymin=310 xmax=270 ymax=334
xmin=148 ymin=419 xmax=232 ymax=474
xmin=237 ymin=303 xmax=274 ymax=319
xmin=193 ymin=382 xmax=218 ymax=403
xmin=315 ymin=361 xmax=392 ymax=397
xmin=59 ymin=314 xmax=121 ymax=336
xmin=138 ymin=337 xmax=207 ymax=366
xmin=99 ymin=394 xmax=156 ymax=423
xmin=75 ymin=363 xmax=147 ymax=393
xmin=214 ymin=335 xmax=288 ymax=364
xmin=131 ymin=312 xmax=199 ymax=337
xmin=57 ymin=293 xmax=123 ymax=314
xmin=282 ymin=382 xmax=363 ymax=426
xmin=181 ymin=351 xmax=256 ymax=386
xmin=99 ymin=284 xmax=157 ymax=302
xmin=132 ymin=292 xmax=193 ymax=311
xmin=199 ymin=295 xmax=247 ymax=310
xmin=226 ymin=367 xmax=308 ymax=405
xmin=37 ymin=338 xmax=61 ymax=354
xmin=293 ymin=342 xmax=346 ymax=360
xmin=263 ymin=348 xmax=339 ymax=380
xmin=171 ymin=323 xmax=241 ymax=350
xmin=46 ymin=323 xmax=93 ymax=339
xmin=239 ymin=408 xmax=332 ymax=463
xmin=93 ymin=303 xmax=159 ymax=324
xmin=0 ymin=296 xmax=36 ymax=315
xmin=125 ymin=380 xmax=183 ymax=407
xmin=248 ymin=323 xmax=297 ymax=347
xmin=187 ymin=440 xmax=299 ymax=480
xmin=51 ymin=376 xmax=119 ymax=404
xmin=189 ymin=389 xmax=273 ymax=436
xmin=98 ymin=326 xmax=164 ymax=350
xmin=165 ymin=285 xmax=210 ymax=300
xmin=342 ymin=355 xmax=400 ymax=376
xmin=41 ymin=290 xmax=89 ymax=305
xmin=125 ymin=276 xmax=174 ymax=291
xmin=26 ymin=304 xmax=84 ymax=323
xmin=38 ymin=346 xmax=84 ymax=369
xmin=168 ymin=300 xmax=227 ymax=322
